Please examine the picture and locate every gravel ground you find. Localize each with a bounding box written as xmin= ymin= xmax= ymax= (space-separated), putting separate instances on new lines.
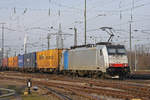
xmin=0 ymin=79 xmax=60 ymax=100
xmin=1 ymin=71 xmax=150 ymax=100
xmin=0 ymin=80 xmax=24 ymax=100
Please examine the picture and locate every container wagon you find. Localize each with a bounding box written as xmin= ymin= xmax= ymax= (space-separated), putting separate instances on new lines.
xmin=18 ymin=55 xmax=24 ymax=71
xmin=8 ymin=57 xmax=13 ymax=70
xmin=8 ymin=56 xmax=18 ymax=70
xmin=61 ymin=43 xmax=130 ymax=79
xmin=36 ymin=49 xmax=62 ymax=72
xmin=13 ymin=56 xmax=18 ymax=70
xmin=24 ymin=52 xmax=36 ymax=72
xmin=2 ymin=58 xmax=8 ymax=70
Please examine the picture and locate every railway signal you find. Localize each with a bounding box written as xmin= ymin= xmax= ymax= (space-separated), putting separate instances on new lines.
xmin=27 ymin=79 xmax=32 ymax=94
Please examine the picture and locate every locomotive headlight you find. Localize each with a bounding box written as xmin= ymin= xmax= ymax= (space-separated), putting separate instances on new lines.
xmin=124 ymin=63 xmax=128 ymax=67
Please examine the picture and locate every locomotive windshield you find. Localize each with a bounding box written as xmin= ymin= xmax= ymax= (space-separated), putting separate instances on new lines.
xmin=107 ymin=48 xmax=116 ymax=54
xmin=117 ymin=48 xmax=126 ymax=54
xmin=107 ymin=45 xmax=126 ymax=55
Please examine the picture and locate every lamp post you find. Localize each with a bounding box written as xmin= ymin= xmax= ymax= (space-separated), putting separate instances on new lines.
xmin=84 ymin=0 xmax=87 ymax=45
xmin=47 ymin=34 xmax=51 ymax=50
xmin=69 ymin=27 xmax=77 ymax=46
xmin=129 ymin=22 xmax=132 ymax=71
xmin=0 ymin=23 xmax=5 ymax=60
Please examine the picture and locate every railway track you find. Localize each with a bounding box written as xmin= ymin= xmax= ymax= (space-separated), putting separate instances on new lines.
xmin=0 ymin=71 xmax=150 ymax=100
xmin=0 ymin=72 xmax=101 ymax=100
xmin=44 ymin=87 xmax=72 ymax=100
xmin=0 ymin=88 xmax=15 ymax=98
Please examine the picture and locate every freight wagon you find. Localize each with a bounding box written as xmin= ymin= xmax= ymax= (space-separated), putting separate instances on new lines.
xmin=24 ymin=52 xmax=36 ymax=72
xmin=8 ymin=57 xmax=14 ymax=69
xmin=36 ymin=49 xmax=62 ymax=72
xmin=4 ymin=49 xmax=62 ymax=73
xmin=61 ymin=43 xmax=130 ymax=79
xmin=2 ymin=58 xmax=8 ymax=70
xmin=8 ymin=56 xmax=18 ymax=70
xmin=18 ymin=55 xmax=24 ymax=70
xmin=13 ymin=56 xmax=18 ymax=68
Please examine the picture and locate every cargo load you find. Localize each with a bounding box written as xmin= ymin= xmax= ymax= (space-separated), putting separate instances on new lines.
xmin=8 ymin=57 xmax=14 ymax=68
xmin=13 ymin=56 xmax=18 ymax=68
xmin=36 ymin=49 xmax=62 ymax=70
xmin=18 ymin=55 xmax=24 ymax=68
xmin=24 ymin=52 xmax=36 ymax=68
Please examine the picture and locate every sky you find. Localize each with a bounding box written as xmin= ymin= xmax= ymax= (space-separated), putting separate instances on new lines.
xmin=0 ymin=0 xmax=150 ymax=56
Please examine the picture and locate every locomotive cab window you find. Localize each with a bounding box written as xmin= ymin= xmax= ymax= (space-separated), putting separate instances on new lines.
xmin=107 ymin=48 xmax=116 ymax=55
xmin=100 ymin=49 xmax=103 ymax=56
xmin=117 ymin=48 xmax=126 ymax=54
xmin=107 ymin=45 xmax=126 ymax=55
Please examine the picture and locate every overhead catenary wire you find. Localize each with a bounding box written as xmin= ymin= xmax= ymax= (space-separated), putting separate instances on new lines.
xmin=0 ymin=2 xmax=150 ymax=18
xmin=0 ymin=0 xmax=150 ymax=53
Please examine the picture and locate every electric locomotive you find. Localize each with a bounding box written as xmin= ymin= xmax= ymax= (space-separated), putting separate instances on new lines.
xmin=61 ymin=42 xmax=130 ymax=79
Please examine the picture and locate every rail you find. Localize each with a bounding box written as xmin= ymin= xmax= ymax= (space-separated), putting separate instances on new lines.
xmin=0 ymin=72 xmax=150 ymax=100
xmin=0 ymin=88 xmax=15 ymax=98
xmin=44 ymin=87 xmax=72 ymax=100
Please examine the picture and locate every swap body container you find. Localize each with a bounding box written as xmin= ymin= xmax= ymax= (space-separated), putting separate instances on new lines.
xmin=2 ymin=58 xmax=8 ymax=67
xmin=13 ymin=56 xmax=18 ymax=68
xmin=24 ymin=52 xmax=36 ymax=68
xmin=18 ymin=55 xmax=24 ymax=68
xmin=36 ymin=49 xmax=62 ymax=69
xmin=8 ymin=57 xmax=14 ymax=68
xmin=8 ymin=56 xmax=18 ymax=68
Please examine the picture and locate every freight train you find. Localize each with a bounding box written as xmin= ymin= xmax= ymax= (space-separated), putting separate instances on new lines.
xmin=0 ymin=43 xmax=130 ymax=79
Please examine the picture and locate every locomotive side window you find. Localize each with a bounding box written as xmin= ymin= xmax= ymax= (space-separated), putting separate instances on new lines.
xmin=100 ymin=49 xmax=103 ymax=56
